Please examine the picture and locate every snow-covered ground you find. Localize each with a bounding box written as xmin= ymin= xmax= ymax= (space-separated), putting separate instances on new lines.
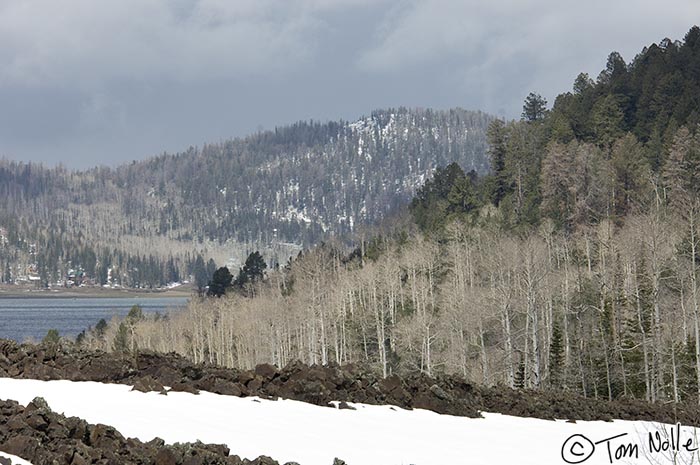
xmin=0 ymin=377 xmax=698 ymax=465
xmin=0 ymin=451 xmax=33 ymax=465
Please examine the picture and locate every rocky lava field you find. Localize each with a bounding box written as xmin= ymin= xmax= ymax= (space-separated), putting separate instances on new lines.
xmin=1 ymin=339 xmax=699 ymax=464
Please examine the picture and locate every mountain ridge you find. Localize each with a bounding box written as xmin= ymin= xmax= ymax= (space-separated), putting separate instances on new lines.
xmin=0 ymin=107 xmax=493 ymax=287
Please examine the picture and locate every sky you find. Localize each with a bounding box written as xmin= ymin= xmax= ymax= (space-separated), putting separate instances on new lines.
xmin=0 ymin=0 xmax=698 ymax=168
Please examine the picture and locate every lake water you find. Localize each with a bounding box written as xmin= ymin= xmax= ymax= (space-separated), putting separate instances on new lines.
xmin=0 ymin=297 xmax=189 ymax=342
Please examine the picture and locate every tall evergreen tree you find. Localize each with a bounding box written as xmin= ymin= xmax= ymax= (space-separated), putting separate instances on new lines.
xmin=208 ymin=266 xmax=233 ymax=297
xmin=192 ymin=255 xmax=209 ymax=293
xmin=549 ymin=322 xmax=565 ymax=388
xmin=522 ymin=92 xmax=548 ymax=122
xmin=486 ymin=119 xmax=509 ymax=206
xmin=234 ymin=251 xmax=267 ymax=293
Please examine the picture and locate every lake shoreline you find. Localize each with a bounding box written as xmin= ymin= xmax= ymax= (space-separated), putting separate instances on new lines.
xmin=0 ymin=285 xmax=194 ymax=299
xmin=0 ymin=295 xmax=190 ymax=342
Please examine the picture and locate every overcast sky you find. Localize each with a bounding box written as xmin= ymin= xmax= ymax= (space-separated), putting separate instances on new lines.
xmin=0 ymin=0 xmax=698 ymax=168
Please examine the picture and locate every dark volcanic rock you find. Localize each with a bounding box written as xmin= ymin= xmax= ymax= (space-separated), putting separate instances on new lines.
xmin=255 ymin=363 xmax=278 ymax=381
xmin=131 ymin=375 xmax=165 ymax=393
xmin=1 ymin=435 xmax=40 ymax=460
xmin=0 ymin=397 xmax=285 ymax=465
xmin=338 ymin=401 xmax=356 ymax=410
xmin=3 ymin=338 xmax=700 ymax=436
xmin=429 ymin=384 xmax=451 ymax=401
xmin=171 ymin=381 xmax=200 ymax=394
xmin=25 ymin=397 xmax=51 ymax=414
xmin=154 ymin=448 xmax=178 ymax=465
xmin=23 ymin=412 xmax=49 ymax=432
xmin=378 ymin=374 xmax=402 ymax=393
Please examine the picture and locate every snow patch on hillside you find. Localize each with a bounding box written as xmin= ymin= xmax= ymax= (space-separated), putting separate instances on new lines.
xmin=0 ymin=377 xmax=695 ymax=465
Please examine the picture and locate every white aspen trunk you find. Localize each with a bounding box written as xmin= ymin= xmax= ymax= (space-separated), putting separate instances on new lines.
xmin=634 ymin=263 xmax=652 ymax=402
xmin=320 ymin=304 xmax=328 ymax=365
xmin=491 ymin=257 xmax=514 ymax=385
xmin=501 ymin=297 xmax=515 ymax=387
xmin=310 ymin=319 xmax=317 ymax=365
xmin=651 ymin=236 xmax=663 ymax=402
xmin=617 ymin=344 xmax=628 ymax=398
xmin=425 ymin=324 xmax=432 ymax=376
xmin=671 ymin=342 xmax=679 ymax=403
xmin=373 ymin=283 xmax=387 ymax=378
xmin=523 ymin=302 xmax=530 ymax=388
xmin=563 ymin=256 xmax=571 ymax=373
xmin=577 ymin=315 xmax=587 ymax=397
xmin=333 ymin=298 xmax=342 ymax=365
xmin=459 ymin=327 xmax=468 ymax=378
xmin=478 ymin=319 xmax=488 ymax=384
xmin=585 ymin=234 xmax=593 ymax=278
xmin=600 ymin=324 xmax=613 ymax=401
xmin=679 ymin=272 xmax=689 ymax=344
xmin=690 ymin=207 xmax=700 ymax=405
xmin=340 ymin=296 xmax=348 ymax=364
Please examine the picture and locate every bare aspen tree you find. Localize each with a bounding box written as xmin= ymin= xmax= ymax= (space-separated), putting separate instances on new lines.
xmin=662 ymin=127 xmax=700 ymax=402
xmin=486 ymin=235 xmax=519 ymax=387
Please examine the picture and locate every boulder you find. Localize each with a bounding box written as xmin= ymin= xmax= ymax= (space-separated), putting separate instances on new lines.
xmin=154 ymin=448 xmax=178 ymax=465
xmin=25 ymin=397 xmax=51 ymax=414
xmin=378 ymin=375 xmax=402 ymax=393
xmin=23 ymin=413 xmax=49 ymax=432
xmin=131 ymin=375 xmax=165 ymax=393
xmin=88 ymin=423 xmax=124 ymax=450
xmin=6 ymin=415 xmax=28 ymax=433
xmin=237 ymin=371 xmax=255 ymax=385
xmin=1 ymin=435 xmax=41 ymax=461
xmin=429 ymin=384 xmax=451 ymax=401
xmin=170 ymin=382 xmax=200 ymax=395
xmin=338 ymin=401 xmax=356 ymax=410
xmin=247 ymin=376 xmax=264 ymax=392
xmin=255 ymin=363 xmax=278 ymax=381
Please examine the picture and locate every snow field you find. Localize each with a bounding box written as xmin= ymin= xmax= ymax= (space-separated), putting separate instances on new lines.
xmin=0 ymin=378 xmax=696 ymax=465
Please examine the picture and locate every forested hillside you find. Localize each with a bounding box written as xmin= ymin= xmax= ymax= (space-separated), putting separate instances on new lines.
xmin=0 ymin=108 xmax=491 ymax=288
xmin=85 ymin=26 xmax=700 ymax=405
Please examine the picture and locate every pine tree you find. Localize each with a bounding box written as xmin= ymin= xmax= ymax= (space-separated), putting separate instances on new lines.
xmin=95 ymin=318 xmax=108 ymax=338
xmin=610 ymin=134 xmax=649 ymax=218
xmin=522 ymin=92 xmax=548 ymax=122
xmin=192 ymin=255 xmax=209 ymax=293
xmin=592 ymin=95 xmax=625 ymax=149
xmin=42 ymin=329 xmax=60 ymax=345
xmin=127 ymin=304 xmax=144 ymax=322
xmin=486 ymin=119 xmax=509 ymax=206
xmin=113 ymin=322 xmax=130 ymax=353
xmin=208 ymin=266 xmax=233 ymax=297
xmin=234 ymin=251 xmax=267 ymax=296
xmin=549 ymin=321 xmax=565 ymax=388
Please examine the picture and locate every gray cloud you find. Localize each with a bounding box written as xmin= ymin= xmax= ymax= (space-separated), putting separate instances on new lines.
xmin=0 ymin=0 xmax=697 ymax=167
xmin=0 ymin=0 xmax=328 ymax=85
xmin=358 ymin=0 xmax=699 ymax=115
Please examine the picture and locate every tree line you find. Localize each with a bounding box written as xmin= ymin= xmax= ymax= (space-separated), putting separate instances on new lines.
xmin=76 ymin=27 xmax=700 ymax=405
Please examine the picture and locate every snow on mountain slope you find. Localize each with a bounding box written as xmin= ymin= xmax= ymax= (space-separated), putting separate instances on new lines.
xmin=0 ymin=378 xmax=697 ymax=465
